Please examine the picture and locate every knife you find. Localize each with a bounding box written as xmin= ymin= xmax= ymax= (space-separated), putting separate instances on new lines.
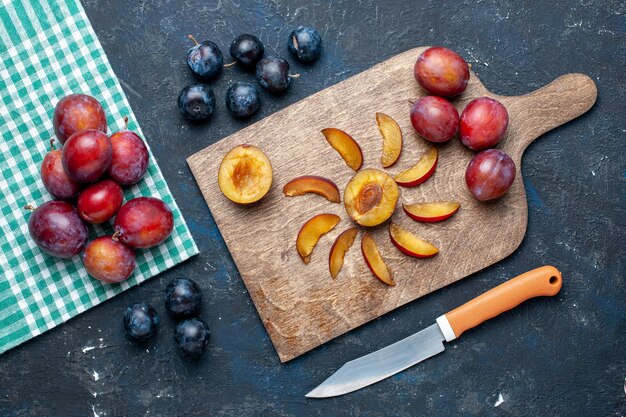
xmin=306 ymin=265 xmax=562 ymax=398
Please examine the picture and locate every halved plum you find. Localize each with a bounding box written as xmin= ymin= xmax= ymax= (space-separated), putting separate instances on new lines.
xmin=344 ymin=169 xmax=399 ymax=227
xmin=218 ymin=144 xmax=273 ymax=204
xmin=296 ymin=213 xmax=340 ymax=264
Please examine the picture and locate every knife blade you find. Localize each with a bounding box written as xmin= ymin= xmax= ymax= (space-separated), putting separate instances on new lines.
xmin=306 ymin=265 xmax=562 ymax=398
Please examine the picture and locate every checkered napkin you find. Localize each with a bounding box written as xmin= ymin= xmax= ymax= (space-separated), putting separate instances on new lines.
xmin=0 ymin=0 xmax=199 ymax=354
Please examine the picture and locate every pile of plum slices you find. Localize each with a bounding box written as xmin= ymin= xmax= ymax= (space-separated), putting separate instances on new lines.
xmin=178 ymin=26 xmax=322 ymax=122
xmin=214 ymin=46 xmax=516 ymax=285
xmin=28 ymin=93 xmax=174 ymax=284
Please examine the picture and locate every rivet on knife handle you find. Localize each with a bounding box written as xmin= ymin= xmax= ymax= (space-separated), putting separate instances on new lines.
xmin=436 ymin=265 xmax=562 ymax=342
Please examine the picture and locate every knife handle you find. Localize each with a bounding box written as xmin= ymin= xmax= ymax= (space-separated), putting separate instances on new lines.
xmin=436 ymin=266 xmax=562 ymax=342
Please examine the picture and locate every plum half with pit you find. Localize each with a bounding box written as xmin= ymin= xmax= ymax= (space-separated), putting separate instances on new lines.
xmin=344 ymin=169 xmax=399 ymax=227
xmin=114 ymin=197 xmax=174 ymax=249
xmin=83 ymin=236 xmax=135 ymax=283
xmin=465 ymin=149 xmax=516 ymax=201
xmin=62 ymin=129 xmax=112 ymax=183
xmin=26 ymin=201 xmax=89 ymax=258
xmin=53 ymin=94 xmax=107 ymax=144
xmin=41 ymin=140 xmax=82 ymax=200
xmin=107 ymin=117 xmax=149 ymax=185
xmin=460 ymin=97 xmax=509 ymax=151
xmin=77 ymin=179 xmax=124 ymax=224
xmin=414 ymin=47 xmax=470 ymax=97
xmin=410 ymin=96 xmax=459 ymax=143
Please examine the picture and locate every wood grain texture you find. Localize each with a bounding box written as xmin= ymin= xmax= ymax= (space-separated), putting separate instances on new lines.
xmin=187 ymin=47 xmax=596 ymax=362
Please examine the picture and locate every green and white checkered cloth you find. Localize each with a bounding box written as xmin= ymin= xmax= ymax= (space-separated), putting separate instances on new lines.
xmin=0 ymin=0 xmax=199 ymax=354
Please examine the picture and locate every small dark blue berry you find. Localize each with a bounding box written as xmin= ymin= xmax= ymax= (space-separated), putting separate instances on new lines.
xmin=124 ymin=303 xmax=159 ymax=342
xmin=174 ymin=318 xmax=210 ymax=357
xmin=229 ymin=34 xmax=265 ymax=70
xmin=186 ymin=35 xmax=223 ymax=81
xmin=225 ymin=82 xmax=261 ymax=118
xmin=288 ymin=26 xmax=322 ymax=63
xmin=165 ymin=278 xmax=202 ymax=317
xmin=256 ymin=56 xmax=292 ymax=94
xmin=178 ymin=84 xmax=215 ymax=121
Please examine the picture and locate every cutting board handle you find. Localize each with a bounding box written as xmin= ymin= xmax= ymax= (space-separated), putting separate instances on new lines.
xmin=502 ymin=73 xmax=597 ymax=155
xmin=436 ymin=266 xmax=562 ymax=341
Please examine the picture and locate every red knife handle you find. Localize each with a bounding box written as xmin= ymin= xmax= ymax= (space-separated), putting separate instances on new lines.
xmin=436 ymin=266 xmax=562 ymax=342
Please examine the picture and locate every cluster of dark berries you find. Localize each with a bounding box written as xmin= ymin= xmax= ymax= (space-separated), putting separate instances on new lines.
xmin=178 ymin=26 xmax=322 ymax=122
xmin=124 ymin=278 xmax=210 ymax=358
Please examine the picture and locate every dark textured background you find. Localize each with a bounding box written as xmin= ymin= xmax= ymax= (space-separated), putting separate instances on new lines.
xmin=1 ymin=1 xmax=625 ymax=416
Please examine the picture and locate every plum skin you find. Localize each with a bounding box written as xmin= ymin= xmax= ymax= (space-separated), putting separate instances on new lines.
xmin=41 ymin=148 xmax=82 ymax=200
xmin=83 ymin=236 xmax=135 ymax=283
xmin=165 ymin=278 xmax=202 ymax=317
xmin=114 ymin=197 xmax=174 ymax=249
xmin=174 ymin=318 xmax=210 ymax=356
xmin=225 ymin=82 xmax=261 ymax=118
xmin=107 ymin=129 xmax=149 ymax=185
xmin=178 ymin=84 xmax=215 ymax=121
xmin=465 ymin=149 xmax=516 ymax=201
xmin=62 ymin=129 xmax=112 ymax=183
xmin=288 ymin=26 xmax=322 ymax=63
xmin=229 ymin=34 xmax=265 ymax=70
xmin=460 ymin=97 xmax=509 ymax=151
xmin=27 ymin=201 xmax=89 ymax=258
xmin=414 ymin=47 xmax=470 ymax=97
xmin=77 ymin=179 xmax=124 ymax=224
xmin=256 ymin=56 xmax=291 ymax=93
xmin=53 ymin=94 xmax=107 ymax=144
xmin=410 ymin=96 xmax=460 ymax=143
xmin=124 ymin=303 xmax=159 ymax=341
xmin=187 ymin=40 xmax=223 ymax=81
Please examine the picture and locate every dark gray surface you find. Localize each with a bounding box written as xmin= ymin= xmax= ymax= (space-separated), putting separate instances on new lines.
xmin=1 ymin=1 xmax=625 ymax=416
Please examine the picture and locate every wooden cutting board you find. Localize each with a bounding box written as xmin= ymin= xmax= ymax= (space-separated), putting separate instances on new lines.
xmin=187 ymin=47 xmax=596 ymax=362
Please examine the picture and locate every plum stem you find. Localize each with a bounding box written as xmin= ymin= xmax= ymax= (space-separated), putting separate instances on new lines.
xmin=187 ymin=34 xmax=199 ymax=46
xmin=24 ymin=204 xmax=36 ymax=211
xmin=223 ymin=61 xmax=237 ymax=68
xmin=408 ymin=98 xmax=416 ymax=105
xmin=112 ymin=231 xmax=120 ymax=241
xmin=49 ymin=138 xmax=56 ymax=150
xmin=288 ymin=73 xmax=301 ymax=79
xmin=123 ymin=116 xmax=129 ymax=130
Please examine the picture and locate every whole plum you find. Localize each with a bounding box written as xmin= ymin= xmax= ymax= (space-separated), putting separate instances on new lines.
xmin=465 ymin=149 xmax=516 ymax=201
xmin=27 ymin=201 xmax=88 ymax=258
xmin=53 ymin=94 xmax=107 ymax=144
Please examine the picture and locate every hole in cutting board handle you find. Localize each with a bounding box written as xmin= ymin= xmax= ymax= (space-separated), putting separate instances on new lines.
xmin=549 ymin=276 xmax=559 ymax=285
